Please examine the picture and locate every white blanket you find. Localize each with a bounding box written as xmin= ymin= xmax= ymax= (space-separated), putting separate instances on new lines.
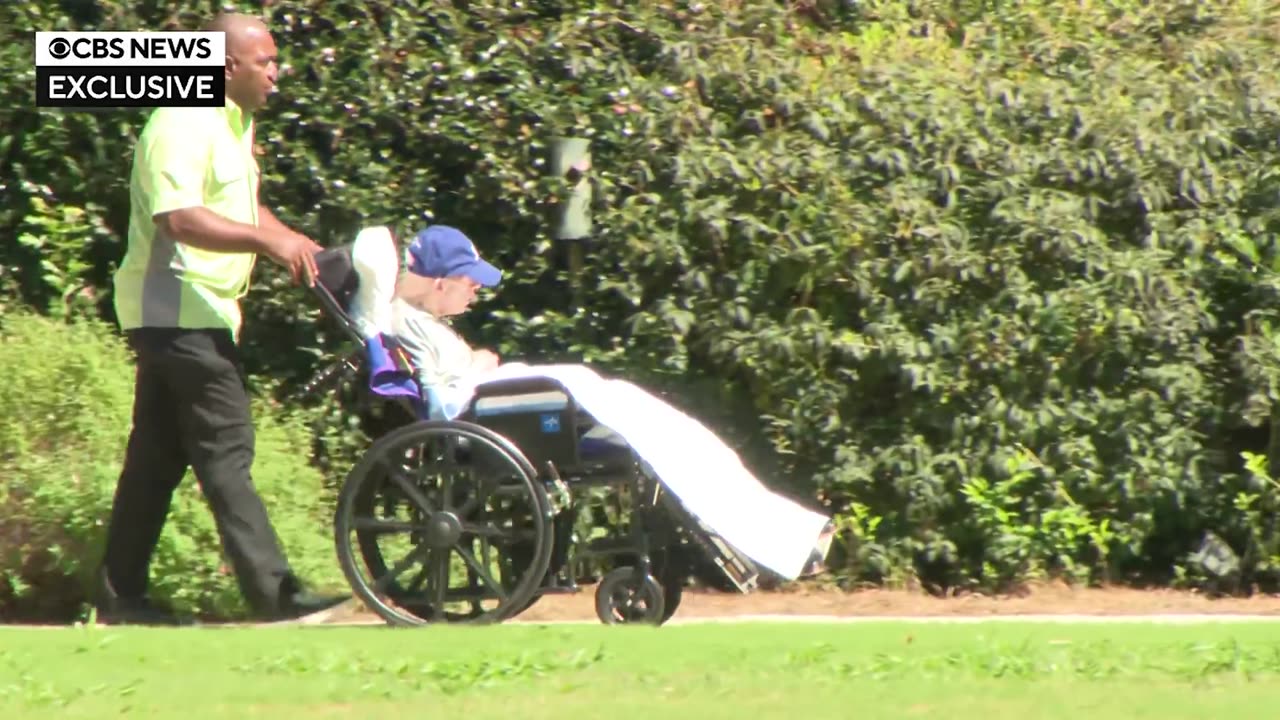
xmin=437 ymin=362 xmax=832 ymax=581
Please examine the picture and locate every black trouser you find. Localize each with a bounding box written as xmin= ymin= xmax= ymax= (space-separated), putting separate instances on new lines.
xmin=101 ymin=327 xmax=297 ymax=615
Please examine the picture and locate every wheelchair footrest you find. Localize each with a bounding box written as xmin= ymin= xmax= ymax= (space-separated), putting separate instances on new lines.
xmin=660 ymin=493 xmax=760 ymax=594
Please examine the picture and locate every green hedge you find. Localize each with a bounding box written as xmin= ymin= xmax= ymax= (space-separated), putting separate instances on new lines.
xmin=5 ymin=0 xmax=1280 ymax=601
xmin=0 ymin=311 xmax=344 ymax=621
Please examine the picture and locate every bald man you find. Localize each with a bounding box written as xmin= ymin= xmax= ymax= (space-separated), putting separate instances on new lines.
xmin=100 ymin=13 xmax=346 ymax=624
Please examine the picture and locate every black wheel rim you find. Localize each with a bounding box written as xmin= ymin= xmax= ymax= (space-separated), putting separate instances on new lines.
xmin=597 ymin=567 xmax=664 ymax=625
xmin=336 ymin=421 xmax=552 ymax=625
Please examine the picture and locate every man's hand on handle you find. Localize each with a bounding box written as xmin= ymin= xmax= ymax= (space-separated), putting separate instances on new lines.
xmin=153 ymin=207 xmax=322 ymax=286
xmin=263 ymin=230 xmax=322 ymax=287
xmin=256 ymin=204 xmax=322 ymax=287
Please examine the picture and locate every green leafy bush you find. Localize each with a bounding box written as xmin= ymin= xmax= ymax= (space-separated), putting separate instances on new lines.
xmin=0 ymin=311 xmax=344 ymax=621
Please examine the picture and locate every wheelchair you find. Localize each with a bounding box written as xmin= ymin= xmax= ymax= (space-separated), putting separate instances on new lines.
xmin=303 ymin=234 xmax=762 ymax=626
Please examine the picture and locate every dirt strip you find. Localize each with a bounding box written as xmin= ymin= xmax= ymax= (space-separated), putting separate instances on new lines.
xmin=265 ymin=582 xmax=1280 ymax=626
xmin=5 ymin=582 xmax=1279 ymax=629
xmin=512 ymin=582 xmax=1280 ymax=623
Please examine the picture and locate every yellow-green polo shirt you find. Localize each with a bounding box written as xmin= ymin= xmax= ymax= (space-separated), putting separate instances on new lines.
xmin=112 ymin=98 xmax=260 ymax=340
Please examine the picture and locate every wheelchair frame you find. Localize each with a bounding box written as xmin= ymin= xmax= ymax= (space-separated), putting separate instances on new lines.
xmin=306 ymin=243 xmax=760 ymax=626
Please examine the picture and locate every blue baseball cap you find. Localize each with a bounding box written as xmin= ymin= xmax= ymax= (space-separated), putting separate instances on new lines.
xmin=404 ymin=225 xmax=502 ymax=287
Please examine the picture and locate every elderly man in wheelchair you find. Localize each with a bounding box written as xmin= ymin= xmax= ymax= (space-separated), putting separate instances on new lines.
xmin=309 ymin=224 xmax=833 ymax=626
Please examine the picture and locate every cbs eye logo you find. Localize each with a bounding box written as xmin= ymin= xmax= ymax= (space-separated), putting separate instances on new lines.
xmin=43 ymin=36 xmax=126 ymax=61
xmin=48 ymin=38 xmax=71 ymax=59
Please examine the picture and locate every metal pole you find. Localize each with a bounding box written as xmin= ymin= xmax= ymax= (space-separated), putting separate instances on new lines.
xmin=550 ymin=136 xmax=592 ymax=314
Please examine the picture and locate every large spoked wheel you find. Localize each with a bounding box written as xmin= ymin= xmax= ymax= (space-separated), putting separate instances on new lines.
xmin=335 ymin=420 xmax=554 ymax=626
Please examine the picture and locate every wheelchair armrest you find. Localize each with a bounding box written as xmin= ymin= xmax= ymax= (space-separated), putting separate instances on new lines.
xmin=472 ymin=377 xmax=572 ymax=399
xmin=468 ymin=377 xmax=579 ymax=421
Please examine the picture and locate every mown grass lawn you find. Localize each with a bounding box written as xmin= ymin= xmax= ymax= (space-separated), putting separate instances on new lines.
xmin=2 ymin=620 xmax=1279 ymax=719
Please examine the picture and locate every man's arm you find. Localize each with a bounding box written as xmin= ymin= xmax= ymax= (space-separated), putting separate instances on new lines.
xmin=156 ymin=206 xmax=274 ymax=255
xmin=156 ymin=205 xmax=320 ymax=286
xmin=138 ymin=118 xmax=321 ymax=284
xmin=256 ymin=204 xmax=321 ymax=285
xmin=257 ymin=204 xmax=292 ymax=234
xmin=141 ymin=119 xmax=265 ymax=253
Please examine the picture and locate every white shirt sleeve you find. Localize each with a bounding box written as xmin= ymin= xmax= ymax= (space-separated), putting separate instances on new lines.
xmin=390 ymin=299 xmax=484 ymax=390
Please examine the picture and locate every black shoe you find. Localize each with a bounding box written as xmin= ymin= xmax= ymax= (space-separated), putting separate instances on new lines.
xmin=268 ymin=590 xmax=350 ymax=622
xmin=96 ymin=598 xmax=192 ymax=626
xmin=92 ymin=568 xmax=194 ymax=626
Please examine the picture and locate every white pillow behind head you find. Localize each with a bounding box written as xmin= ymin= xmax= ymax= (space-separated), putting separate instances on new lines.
xmin=348 ymin=225 xmax=399 ymax=338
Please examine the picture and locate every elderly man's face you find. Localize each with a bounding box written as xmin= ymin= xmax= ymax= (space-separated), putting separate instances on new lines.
xmin=436 ymin=276 xmax=481 ymax=317
xmin=396 ymin=273 xmax=479 ymax=317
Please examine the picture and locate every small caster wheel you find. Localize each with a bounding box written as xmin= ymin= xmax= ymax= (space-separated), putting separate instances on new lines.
xmin=594 ymin=566 xmax=665 ymax=625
